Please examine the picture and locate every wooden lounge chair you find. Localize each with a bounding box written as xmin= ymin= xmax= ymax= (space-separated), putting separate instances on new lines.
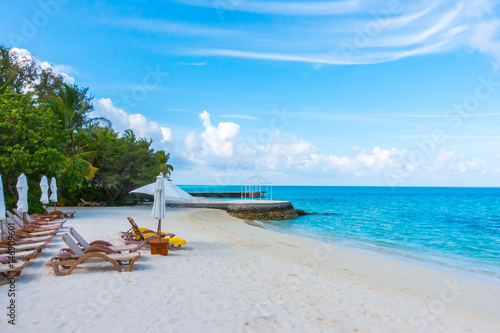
xmin=7 ymin=213 xmax=63 ymax=230
xmin=1 ymin=218 xmax=55 ymax=242
xmin=121 ymin=217 xmax=185 ymax=250
xmin=0 ymin=249 xmax=38 ymax=261
xmin=2 ymin=218 xmax=57 ymax=238
xmin=66 ymin=228 xmax=146 ymax=253
xmin=46 ymin=234 xmax=141 ymax=276
xmin=0 ymin=241 xmax=47 ymax=257
xmin=1 ymin=261 xmax=30 ymax=286
xmin=12 ymin=209 xmax=66 ymax=225
xmin=12 ymin=208 xmax=56 ymax=221
xmin=78 ymin=199 xmax=102 ymax=207
xmin=42 ymin=205 xmax=76 ymax=219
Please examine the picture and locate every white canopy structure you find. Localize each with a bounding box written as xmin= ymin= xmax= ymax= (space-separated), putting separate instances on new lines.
xmin=130 ymin=178 xmax=195 ymax=201
xmin=241 ymin=175 xmax=272 ymax=200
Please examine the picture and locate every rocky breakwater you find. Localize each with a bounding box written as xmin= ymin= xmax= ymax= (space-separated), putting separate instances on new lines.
xmin=226 ymin=201 xmax=298 ymax=221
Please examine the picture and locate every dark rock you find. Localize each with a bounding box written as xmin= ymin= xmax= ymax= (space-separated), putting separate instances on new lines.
xmin=295 ymin=209 xmax=331 ymax=216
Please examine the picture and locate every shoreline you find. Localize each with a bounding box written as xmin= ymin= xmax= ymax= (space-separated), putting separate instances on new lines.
xmin=252 ymin=220 xmax=500 ymax=284
xmin=7 ymin=206 xmax=500 ymax=332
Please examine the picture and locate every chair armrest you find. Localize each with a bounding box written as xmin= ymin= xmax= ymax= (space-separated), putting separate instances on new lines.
xmin=83 ymin=245 xmax=116 ymax=254
xmin=89 ymin=240 xmax=114 ymax=246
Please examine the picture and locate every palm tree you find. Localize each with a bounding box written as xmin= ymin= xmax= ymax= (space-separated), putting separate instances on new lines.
xmin=47 ymin=83 xmax=110 ymax=180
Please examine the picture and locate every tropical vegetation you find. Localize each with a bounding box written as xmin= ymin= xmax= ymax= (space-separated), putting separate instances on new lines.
xmin=0 ymin=46 xmax=173 ymax=212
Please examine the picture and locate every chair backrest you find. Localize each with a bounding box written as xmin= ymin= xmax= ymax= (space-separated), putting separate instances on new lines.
xmin=69 ymin=228 xmax=90 ymax=249
xmin=5 ymin=217 xmax=21 ymax=230
xmin=13 ymin=208 xmax=34 ymax=223
xmin=0 ymin=220 xmax=8 ymax=241
xmin=61 ymin=234 xmax=85 ymax=257
xmin=127 ymin=217 xmax=145 ymax=240
xmin=6 ymin=213 xmax=23 ymax=229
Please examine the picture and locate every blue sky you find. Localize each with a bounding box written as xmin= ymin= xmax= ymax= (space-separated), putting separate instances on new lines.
xmin=1 ymin=0 xmax=500 ymax=186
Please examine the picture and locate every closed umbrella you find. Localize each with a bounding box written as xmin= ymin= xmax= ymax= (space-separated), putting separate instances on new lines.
xmin=40 ymin=175 xmax=49 ymax=205
xmin=49 ymin=177 xmax=57 ymax=210
xmin=151 ymin=173 xmax=166 ymax=239
xmin=16 ymin=173 xmax=29 ymax=225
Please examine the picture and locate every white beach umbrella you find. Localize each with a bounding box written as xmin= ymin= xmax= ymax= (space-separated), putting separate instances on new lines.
xmin=131 ymin=179 xmax=194 ymax=200
xmin=151 ymin=173 xmax=166 ymax=237
xmin=49 ymin=177 xmax=57 ymax=208
xmin=40 ymin=175 xmax=49 ymax=205
xmin=0 ymin=175 xmax=6 ymax=221
xmin=16 ymin=173 xmax=29 ymax=214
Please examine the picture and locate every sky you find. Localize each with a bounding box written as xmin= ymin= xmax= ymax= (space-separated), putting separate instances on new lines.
xmin=1 ymin=0 xmax=500 ymax=186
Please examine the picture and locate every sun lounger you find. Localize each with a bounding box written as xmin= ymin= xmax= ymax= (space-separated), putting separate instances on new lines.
xmin=121 ymin=217 xmax=186 ymax=249
xmin=46 ymin=234 xmax=141 ymax=276
xmin=1 ymin=220 xmax=54 ymax=244
xmin=66 ymin=228 xmax=146 ymax=254
xmin=0 ymin=241 xmax=47 ymax=256
xmin=78 ymin=199 xmax=102 ymax=207
xmin=2 ymin=218 xmax=57 ymax=238
xmin=13 ymin=208 xmax=65 ymax=224
xmin=1 ymin=261 xmax=30 ymax=286
xmin=42 ymin=205 xmax=76 ymax=219
xmin=13 ymin=208 xmax=56 ymax=221
xmin=0 ymin=249 xmax=38 ymax=261
xmin=7 ymin=212 xmax=64 ymax=230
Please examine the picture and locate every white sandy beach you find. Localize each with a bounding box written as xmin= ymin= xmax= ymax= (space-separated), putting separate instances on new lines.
xmin=2 ymin=206 xmax=500 ymax=332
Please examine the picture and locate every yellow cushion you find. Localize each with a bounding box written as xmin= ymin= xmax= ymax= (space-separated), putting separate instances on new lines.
xmin=169 ymin=238 xmax=186 ymax=246
xmin=142 ymin=233 xmax=186 ymax=246
xmin=140 ymin=228 xmax=171 ymax=235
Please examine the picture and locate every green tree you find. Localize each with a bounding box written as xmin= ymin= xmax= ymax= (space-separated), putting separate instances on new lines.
xmin=0 ymin=91 xmax=69 ymax=212
xmin=0 ymin=46 xmax=63 ymax=99
xmin=87 ymin=128 xmax=172 ymax=205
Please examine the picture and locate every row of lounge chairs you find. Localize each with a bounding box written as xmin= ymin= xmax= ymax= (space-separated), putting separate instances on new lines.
xmin=1 ymin=213 xmax=186 ymax=284
xmin=1 ymin=210 xmax=68 ymax=285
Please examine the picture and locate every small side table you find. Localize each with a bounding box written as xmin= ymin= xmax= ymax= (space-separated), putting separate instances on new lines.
xmin=150 ymin=239 xmax=169 ymax=256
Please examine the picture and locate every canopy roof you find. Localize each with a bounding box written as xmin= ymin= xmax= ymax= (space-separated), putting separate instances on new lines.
xmin=130 ymin=179 xmax=194 ymax=200
xmin=243 ymin=175 xmax=272 ymax=185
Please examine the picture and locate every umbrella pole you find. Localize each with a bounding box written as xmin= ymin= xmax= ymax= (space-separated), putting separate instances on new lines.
xmin=157 ymin=219 xmax=162 ymax=240
xmin=22 ymin=212 xmax=27 ymax=228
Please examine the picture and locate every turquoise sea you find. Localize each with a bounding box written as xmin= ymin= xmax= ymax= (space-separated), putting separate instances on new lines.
xmin=180 ymin=186 xmax=500 ymax=281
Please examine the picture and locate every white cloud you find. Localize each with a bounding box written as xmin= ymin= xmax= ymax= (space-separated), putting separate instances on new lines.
xmin=161 ymin=127 xmax=173 ymax=142
xmin=182 ymin=112 xmax=489 ymax=180
xmin=469 ymin=19 xmax=500 ymax=65
xmin=220 ymin=114 xmax=260 ymax=120
xmin=93 ymin=98 xmax=174 ymax=146
xmin=183 ymin=111 xmax=240 ymax=164
xmin=434 ymin=149 xmax=488 ymax=173
xmin=160 ymin=1 xmax=500 ymax=66
xmin=9 ymin=48 xmax=76 ymax=84
xmin=175 ymin=0 xmax=359 ymax=16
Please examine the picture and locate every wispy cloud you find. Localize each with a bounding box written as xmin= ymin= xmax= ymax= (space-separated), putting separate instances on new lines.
xmin=219 ymin=114 xmax=260 ymax=120
xmin=167 ymin=108 xmax=190 ymax=112
xmin=108 ymin=18 xmax=240 ymax=37
xmin=179 ymin=61 xmax=209 ymax=66
xmin=125 ymin=1 xmax=500 ymax=66
xmin=183 ymin=48 xmax=367 ymax=65
xmin=173 ymin=0 xmax=359 ymax=16
xmin=171 ymin=0 xmax=500 ymax=69
xmin=383 ymin=112 xmax=500 ymax=118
